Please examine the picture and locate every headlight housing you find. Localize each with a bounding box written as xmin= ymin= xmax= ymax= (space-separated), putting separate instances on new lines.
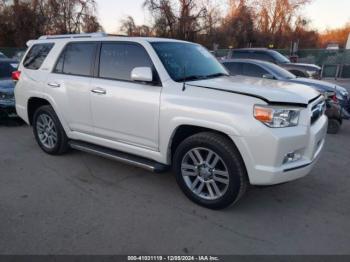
xmin=340 ymin=90 xmax=348 ymax=97
xmin=336 ymin=93 xmax=345 ymax=101
xmin=254 ymin=105 xmax=300 ymax=128
xmin=306 ymin=70 xmax=317 ymax=77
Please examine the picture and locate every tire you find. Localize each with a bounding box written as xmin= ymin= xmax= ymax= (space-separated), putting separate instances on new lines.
xmin=33 ymin=105 xmax=69 ymax=155
xmin=327 ymin=119 xmax=341 ymax=134
xmin=173 ymin=132 xmax=248 ymax=210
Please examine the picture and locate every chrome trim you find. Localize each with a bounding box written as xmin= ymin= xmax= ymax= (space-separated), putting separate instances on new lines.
xmin=91 ymin=88 xmax=107 ymax=95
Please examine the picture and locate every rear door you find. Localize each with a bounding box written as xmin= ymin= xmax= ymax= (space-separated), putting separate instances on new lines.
xmin=46 ymin=42 xmax=98 ymax=134
xmin=90 ymin=42 xmax=162 ymax=150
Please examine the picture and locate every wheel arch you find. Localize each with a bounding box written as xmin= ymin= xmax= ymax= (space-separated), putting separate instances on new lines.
xmin=27 ymin=97 xmax=51 ymax=125
xmin=167 ymin=124 xmax=246 ymax=168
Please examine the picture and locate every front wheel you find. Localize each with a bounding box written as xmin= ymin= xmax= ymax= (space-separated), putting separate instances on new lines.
xmin=173 ymin=132 xmax=248 ymax=210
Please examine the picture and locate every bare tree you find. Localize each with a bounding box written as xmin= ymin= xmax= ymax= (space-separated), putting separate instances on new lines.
xmin=120 ymin=16 xmax=137 ymax=35
xmin=0 ymin=0 xmax=102 ymax=47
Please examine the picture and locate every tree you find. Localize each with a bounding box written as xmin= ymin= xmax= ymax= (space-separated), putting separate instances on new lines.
xmin=0 ymin=0 xmax=102 ymax=47
xmin=254 ymin=0 xmax=311 ymax=47
xmin=224 ymin=0 xmax=255 ymax=48
xmin=142 ymin=0 xmax=206 ymax=41
xmin=319 ymin=23 xmax=350 ymax=48
xmin=120 ymin=16 xmax=153 ymax=36
xmin=120 ymin=16 xmax=137 ymax=36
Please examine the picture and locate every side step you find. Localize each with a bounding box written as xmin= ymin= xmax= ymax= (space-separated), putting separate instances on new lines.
xmin=68 ymin=140 xmax=169 ymax=173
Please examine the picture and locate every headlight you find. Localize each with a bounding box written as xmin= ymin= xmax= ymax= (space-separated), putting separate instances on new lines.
xmin=340 ymin=90 xmax=348 ymax=97
xmin=254 ymin=105 xmax=300 ymax=128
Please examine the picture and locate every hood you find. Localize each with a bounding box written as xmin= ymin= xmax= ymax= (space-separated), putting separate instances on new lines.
xmin=0 ymin=79 xmax=15 ymax=91
xmin=290 ymin=78 xmax=348 ymax=94
xmin=187 ymin=76 xmax=321 ymax=106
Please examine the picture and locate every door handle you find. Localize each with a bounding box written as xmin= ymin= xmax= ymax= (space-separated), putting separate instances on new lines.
xmin=48 ymin=82 xmax=61 ymax=88
xmin=91 ymin=88 xmax=107 ymax=95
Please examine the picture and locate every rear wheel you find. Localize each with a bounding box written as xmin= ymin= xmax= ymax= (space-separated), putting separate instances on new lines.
xmin=173 ymin=132 xmax=248 ymax=209
xmin=33 ymin=105 xmax=69 ymax=155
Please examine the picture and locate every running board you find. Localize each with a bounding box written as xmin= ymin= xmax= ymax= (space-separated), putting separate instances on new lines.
xmin=68 ymin=140 xmax=169 ymax=173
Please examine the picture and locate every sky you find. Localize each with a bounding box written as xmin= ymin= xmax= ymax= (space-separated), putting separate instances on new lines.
xmin=96 ymin=0 xmax=350 ymax=34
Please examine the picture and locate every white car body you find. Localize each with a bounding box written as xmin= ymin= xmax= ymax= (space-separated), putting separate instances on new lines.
xmin=15 ymin=34 xmax=327 ymax=186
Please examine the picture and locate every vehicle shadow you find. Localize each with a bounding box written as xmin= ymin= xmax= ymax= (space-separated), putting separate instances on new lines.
xmin=0 ymin=117 xmax=25 ymax=127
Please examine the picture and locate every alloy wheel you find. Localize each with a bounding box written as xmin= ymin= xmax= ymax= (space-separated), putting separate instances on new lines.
xmin=181 ymin=147 xmax=230 ymax=200
xmin=36 ymin=114 xmax=58 ymax=149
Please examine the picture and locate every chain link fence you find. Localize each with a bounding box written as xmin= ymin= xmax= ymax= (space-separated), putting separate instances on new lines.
xmin=214 ymin=48 xmax=350 ymax=79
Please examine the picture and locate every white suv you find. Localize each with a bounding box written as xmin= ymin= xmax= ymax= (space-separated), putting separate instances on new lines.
xmin=14 ymin=33 xmax=328 ymax=209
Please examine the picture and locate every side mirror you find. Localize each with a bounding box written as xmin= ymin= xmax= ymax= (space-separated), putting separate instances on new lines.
xmin=131 ymin=67 xmax=153 ymax=83
xmin=262 ymin=74 xmax=275 ymax=80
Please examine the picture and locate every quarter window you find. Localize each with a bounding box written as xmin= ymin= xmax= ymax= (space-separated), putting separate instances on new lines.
xmin=23 ymin=43 xmax=54 ymax=70
xmin=54 ymin=42 xmax=96 ymax=76
xmin=99 ymin=43 xmax=154 ymax=81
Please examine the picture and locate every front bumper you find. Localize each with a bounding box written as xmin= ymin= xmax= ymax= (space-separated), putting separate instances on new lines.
xmin=232 ymin=114 xmax=328 ymax=186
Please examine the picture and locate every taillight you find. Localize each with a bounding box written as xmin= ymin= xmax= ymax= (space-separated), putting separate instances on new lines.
xmin=12 ymin=70 xmax=21 ymax=81
xmin=332 ymin=94 xmax=338 ymax=103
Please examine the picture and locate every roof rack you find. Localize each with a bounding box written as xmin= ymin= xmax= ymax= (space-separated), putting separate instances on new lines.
xmin=38 ymin=32 xmax=108 ymax=40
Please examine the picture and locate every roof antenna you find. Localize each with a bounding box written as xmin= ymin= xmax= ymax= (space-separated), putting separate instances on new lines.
xmin=182 ymin=65 xmax=187 ymax=91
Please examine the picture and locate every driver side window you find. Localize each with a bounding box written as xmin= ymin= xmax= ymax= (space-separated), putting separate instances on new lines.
xmin=243 ymin=64 xmax=269 ymax=78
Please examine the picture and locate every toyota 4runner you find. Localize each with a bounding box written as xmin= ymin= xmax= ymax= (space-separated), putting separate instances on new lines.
xmin=14 ymin=33 xmax=328 ymax=209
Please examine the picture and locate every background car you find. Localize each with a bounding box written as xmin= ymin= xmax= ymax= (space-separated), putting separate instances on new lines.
xmin=222 ymin=59 xmax=344 ymax=134
xmin=0 ymin=52 xmax=8 ymax=59
xmin=12 ymin=50 xmax=26 ymax=62
xmin=0 ymin=59 xmax=18 ymax=118
xmin=222 ymin=59 xmax=350 ymax=119
xmin=224 ymin=48 xmax=322 ymax=79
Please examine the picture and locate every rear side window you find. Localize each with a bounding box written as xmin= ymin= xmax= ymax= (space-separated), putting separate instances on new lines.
xmin=254 ymin=52 xmax=275 ymax=62
xmin=99 ymin=43 xmax=153 ymax=81
xmin=23 ymin=43 xmax=54 ymax=70
xmin=232 ymin=51 xmax=251 ymax=59
xmin=54 ymin=42 xmax=97 ymax=76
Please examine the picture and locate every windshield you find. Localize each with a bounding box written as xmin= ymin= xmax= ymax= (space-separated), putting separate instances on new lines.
xmin=0 ymin=62 xmax=18 ymax=79
xmin=270 ymin=50 xmax=290 ymax=64
xmin=264 ymin=62 xmax=296 ymax=79
xmin=151 ymin=42 xmax=229 ymax=82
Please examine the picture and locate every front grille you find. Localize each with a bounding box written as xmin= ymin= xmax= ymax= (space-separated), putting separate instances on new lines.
xmin=311 ymin=101 xmax=326 ymax=125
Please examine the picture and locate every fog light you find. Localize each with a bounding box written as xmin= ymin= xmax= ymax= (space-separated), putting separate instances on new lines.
xmin=283 ymin=152 xmax=302 ymax=164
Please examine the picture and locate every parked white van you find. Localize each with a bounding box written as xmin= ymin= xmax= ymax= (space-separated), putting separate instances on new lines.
xmin=14 ymin=33 xmax=327 ymax=209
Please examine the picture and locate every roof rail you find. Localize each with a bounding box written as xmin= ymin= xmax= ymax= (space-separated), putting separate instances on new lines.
xmin=38 ymin=32 xmax=108 ymax=40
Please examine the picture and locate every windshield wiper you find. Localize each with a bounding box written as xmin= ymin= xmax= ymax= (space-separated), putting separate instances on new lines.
xmin=204 ymin=73 xmax=229 ymax=78
xmin=180 ymin=73 xmax=228 ymax=82
xmin=180 ymin=75 xmax=208 ymax=82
